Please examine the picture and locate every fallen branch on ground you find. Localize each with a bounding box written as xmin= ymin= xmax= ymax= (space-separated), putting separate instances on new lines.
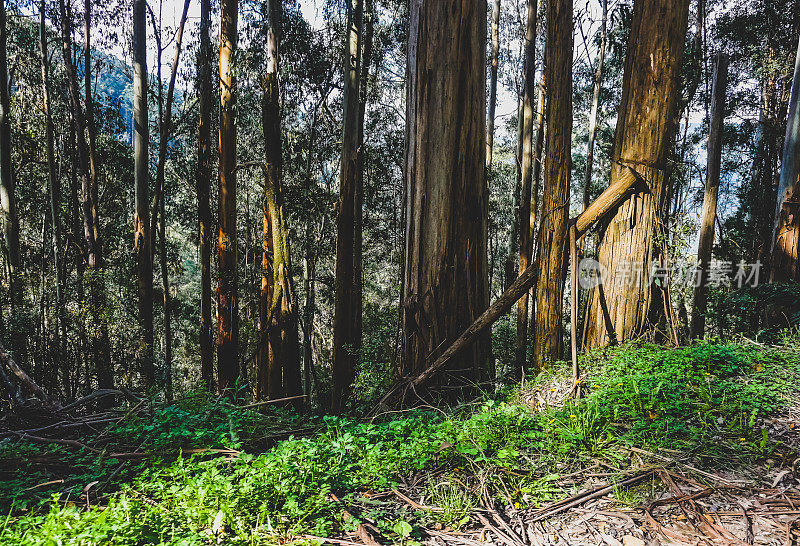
xmin=528 ymin=469 xmax=655 ymax=522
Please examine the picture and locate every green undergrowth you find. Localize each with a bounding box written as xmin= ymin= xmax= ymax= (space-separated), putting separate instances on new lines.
xmin=1 ymin=340 xmax=798 ymax=544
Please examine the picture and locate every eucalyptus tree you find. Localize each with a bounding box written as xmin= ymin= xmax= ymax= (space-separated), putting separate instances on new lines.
xmin=217 ymin=0 xmax=239 ymax=392
xmin=402 ymin=0 xmax=490 ymax=387
xmin=584 ymin=0 xmax=690 ymax=348
xmin=533 ymin=0 xmax=572 ymax=366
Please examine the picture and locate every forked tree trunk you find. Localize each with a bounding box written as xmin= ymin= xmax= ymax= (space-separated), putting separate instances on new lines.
xmin=584 ymin=0 xmax=690 ymax=348
xmin=486 ymin=0 xmax=501 ymax=170
xmin=690 ymin=53 xmax=728 ymax=337
xmin=257 ymin=0 xmax=302 ymax=404
xmin=217 ymin=0 xmax=239 ymax=393
xmin=514 ymin=0 xmax=538 ymax=379
xmin=197 ymin=0 xmax=214 ymax=387
xmin=772 ymin=35 xmax=800 ymax=281
xmin=0 ymin=0 xmax=18 ymax=306
xmin=132 ymin=0 xmax=154 ymax=385
xmin=331 ymin=0 xmax=363 ymax=412
xmin=155 ymin=0 xmax=191 ymax=400
xmin=402 ymin=0 xmax=489 ymax=388
xmin=533 ymin=0 xmax=572 ymax=367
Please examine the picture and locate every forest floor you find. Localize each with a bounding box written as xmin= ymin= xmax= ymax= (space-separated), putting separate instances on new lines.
xmin=0 ymin=340 xmax=798 ymax=545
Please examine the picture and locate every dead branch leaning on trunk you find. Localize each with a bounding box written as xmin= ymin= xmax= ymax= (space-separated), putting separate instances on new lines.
xmin=0 ymin=355 xmax=23 ymax=407
xmin=0 ymin=344 xmax=59 ymax=409
xmin=367 ymin=167 xmax=643 ymax=416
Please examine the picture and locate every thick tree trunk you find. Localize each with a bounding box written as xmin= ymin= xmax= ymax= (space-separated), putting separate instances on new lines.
xmin=533 ymin=0 xmax=572 ymax=367
xmin=132 ymin=0 xmax=154 ymax=386
xmin=690 ymin=53 xmax=728 ymax=337
xmin=584 ymin=0 xmax=689 ymax=349
xmin=0 ymin=0 xmax=18 ymax=306
xmin=331 ymin=0 xmax=363 ymax=412
xmin=514 ymin=0 xmax=538 ymax=379
xmin=772 ymin=36 xmax=800 ymax=281
xmin=40 ymin=0 xmax=66 ymax=395
xmin=581 ymin=0 xmax=608 ymax=214
xmin=257 ymin=0 xmax=302 ymax=404
xmin=486 ymin=0 xmax=501 ymax=170
xmin=197 ymin=0 xmax=214 ymax=387
xmin=401 ymin=0 xmax=489 ymax=389
xmin=217 ymin=0 xmax=239 ymax=393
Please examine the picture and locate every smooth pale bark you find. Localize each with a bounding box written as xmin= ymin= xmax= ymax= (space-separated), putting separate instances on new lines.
xmin=59 ymin=0 xmax=112 ymax=390
xmin=772 ymin=35 xmax=800 ymax=281
xmin=514 ymin=0 xmax=537 ymax=379
xmin=584 ymin=0 xmax=690 ymax=348
xmin=486 ymin=0 xmax=501 ymax=169
xmin=197 ymin=0 xmax=214 ymax=387
xmin=256 ymin=0 xmax=302 ymax=404
xmin=331 ymin=0 xmax=363 ymax=412
xmin=533 ymin=0 xmax=572 ymax=366
xmin=402 ymin=0 xmax=489 ymax=386
xmin=133 ymin=0 xmax=154 ymax=386
xmin=690 ymin=53 xmax=728 ymax=337
xmin=302 ymin=109 xmax=322 ymax=403
xmin=0 ymin=0 xmax=17 ymax=306
xmin=581 ymin=0 xmax=608 ymax=213
xmin=39 ymin=0 xmax=66 ymax=394
xmin=217 ymin=0 xmax=239 ymax=393
xmin=504 ymin=98 xmax=523 ymax=292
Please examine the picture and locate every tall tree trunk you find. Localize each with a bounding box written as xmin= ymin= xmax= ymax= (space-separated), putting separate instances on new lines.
xmin=40 ymin=0 xmax=67 ymax=396
xmin=581 ymin=0 xmax=608 ymax=213
xmin=533 ymin=0 xmax=572 ymax=367
xmin=217 ymin=0 xmax=239 ymax=393
xmin=59 ymin=0 xmax=112 ymax=390
xmin=690 ymin=53 xmax=728 ymax=337
xmin=486 ymin=0 xmax=501 ymax=170
xmin=67 ymin=110 xmax=87 ymax=394
xmin=504 ymin=97 xmax=524 ymax=292
xmin=0 ymin=0 xmax=18 ymax=307
xmin=197 ymin=0 xmax=214 ymax=387
xmin=584 ymin=0 xmax=690 ymax=349
xmin=331 ymin=0 xmax=363 ymax=412
xmin=257 ymin=0 xmax=301 ymax=404
xmin=301 ymin=109 xmax=321 ymax=404
xmin=514 ymin=0 xmax=538 ymax=379
xmin=133 ymin=0 xmax=154 ymax=386
xmin=155 ymin=0 xmax=191 ymax=400
xmin=354 ymin=0 xmax=374 ymax=391
xmin=772 ymin=35 xmax=800 ymax=281
xmin=402 ymin=0 xmax=489 ymax=388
